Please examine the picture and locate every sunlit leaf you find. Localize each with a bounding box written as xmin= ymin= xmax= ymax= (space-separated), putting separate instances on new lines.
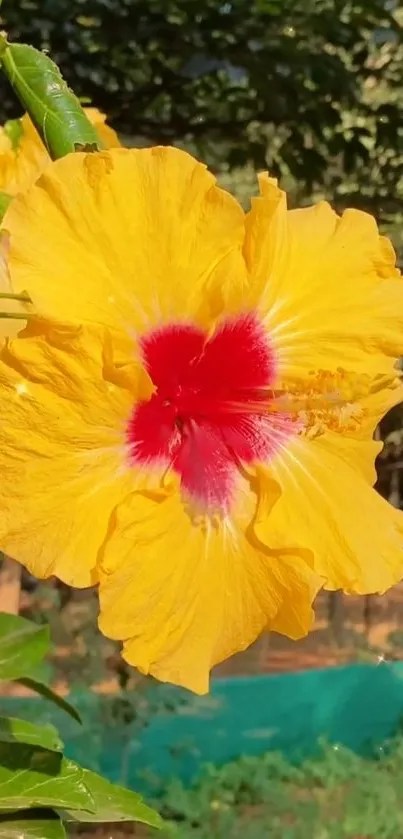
xmin=0 ymin=810 xmax=66 ymax=839
xmin=0 ymin=613 xmax=49 ymax=680
xmin=60 ymin=768 xmax=163 ymax=828
xmin=0 ymin=39 xmax=101 ymax=159
xmin=0 ymin=716 xmax=63 ymax=752
xmin=0 ymin=744 xmax=94 ymax=812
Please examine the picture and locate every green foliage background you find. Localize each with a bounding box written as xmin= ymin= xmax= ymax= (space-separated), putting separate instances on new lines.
xmin=0 ymin=0 xmax=402 ymax=259
xmin=154 ymin=736 xmax=403 ymax=839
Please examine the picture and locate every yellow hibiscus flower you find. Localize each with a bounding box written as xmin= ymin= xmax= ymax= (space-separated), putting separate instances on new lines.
xmin=0 ymin=146 xmax=402 ymax=693
xmin=0 ymin=108 xmax=120 ymax=197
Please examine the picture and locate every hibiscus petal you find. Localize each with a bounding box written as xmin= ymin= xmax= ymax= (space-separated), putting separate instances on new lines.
xmin=0 ymin=110 xmax=119 ymax=198
xmin=0 ymin=230 xmax=31 ymax=338
xmin=173 ymin=420 xmax=237 ymax=510
xmin=5 ymin=147 xmax=247 ymax=332
xmin=244 ymin=174 xmax=403 ymax=378
xmin=193 ymin=312 xmax=277 ymax=391
xmin=98 ymin=487 xmax=321 ymax=694
xmin=256 ymin=434 xmax=403 ymax=594
xmin=0 ymin=320 xmax=141 ymax=585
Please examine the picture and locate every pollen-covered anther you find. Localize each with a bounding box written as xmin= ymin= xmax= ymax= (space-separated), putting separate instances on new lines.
xmin=274 ymin=368 xmax=370 ymax=439
xmin=298 ymin=401 xmax=364 ymax=439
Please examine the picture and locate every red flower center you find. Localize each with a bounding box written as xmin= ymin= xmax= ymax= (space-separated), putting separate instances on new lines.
xmin=127 ymin=312 xmax=294 ymax=511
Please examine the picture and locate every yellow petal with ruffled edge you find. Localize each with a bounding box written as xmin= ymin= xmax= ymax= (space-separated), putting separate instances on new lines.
xmin=351 ymin=375 xmax=403 ymax=442
xmin=329 ymin=375 xmax=403 ymax=484
xmin=4 ymin=147 xmax=247 ymax=332
xmin=243 ymin=174 xmax=403 ymax=596
xmin=244 ymin=174 xmax=403 ymax=378
xmin=0 ymin=120 xmax=45 ymax=197
xmin=255 ymin=433 xmax=403 ymax=595
xmin=0 ymin=108 xmax=120 ymax=197
xmin=0 ymin=314 xmax=322 ymax=692
xmin=98 ymin=485 xmax=321 ymax=694
xmin=83 ymin=107 xmax=120 ymax=148
xmin=0 ymin=319 xmax=152 ymax=585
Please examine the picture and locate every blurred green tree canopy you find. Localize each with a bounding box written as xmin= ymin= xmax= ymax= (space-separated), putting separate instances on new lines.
xmin=0 ymin=0 xmax=402 ymax=241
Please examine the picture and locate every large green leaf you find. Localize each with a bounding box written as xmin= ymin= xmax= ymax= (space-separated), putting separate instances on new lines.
xmin=0 ymin=744 xmax=94 ymax=812
xmin=0 ymin=717 xmax=63 ymax=752
xmin=17 ymin=678 xmax=82 ymax=724
xmin=0 ymin=810 xmax=65 ymax=839
xmin=0 ymin=604 xmax=80 ymax=724
xmin=0 ymin=40 xmax=102 ymax=159
xmin=61 ymin=768 xmax=162 ymax=828
xmin=0 ymin=613 xmax=49 ymax=680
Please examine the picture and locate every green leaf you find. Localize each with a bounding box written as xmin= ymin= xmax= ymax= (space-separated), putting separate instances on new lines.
xmin=0 ymin=40 xmax=102 ymax=159
xmin=61 ymin=768 xmax=163 ymax=828
xmin=0 ymin=743 xmax=95 ymax=812
xmin=0 ymin=613 xmax=49 ymax=680
xmin=0 ymin=810 xmax=66 ymax=839
xmin=17 ymin=678 xmax=82 ymax=724
xmin=0 ymin=192 xmax=12 ymax=220
xmin=0 ymin=717 xmax=63 ymax=751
